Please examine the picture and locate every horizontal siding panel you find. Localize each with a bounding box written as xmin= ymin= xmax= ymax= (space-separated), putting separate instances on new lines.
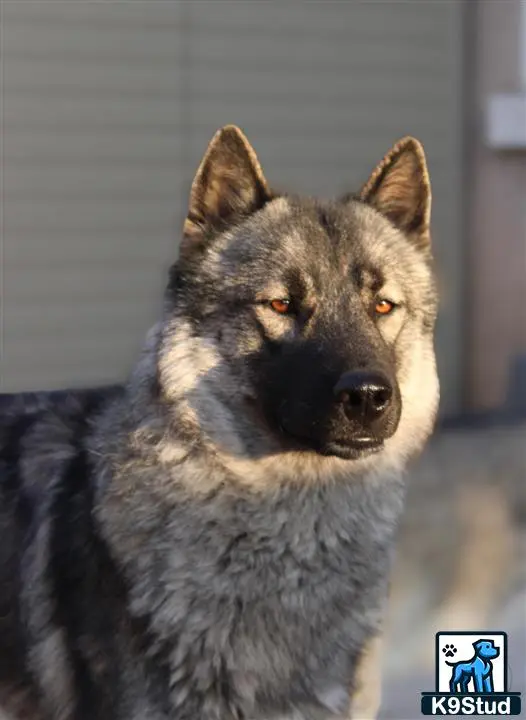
xmin=4 ymin=305 xmax=161 ymax=336
xmin=3 ymin=136 xmax=184 ymax=163
xmin=181 ymin=80 xmax=454 ymax=104
xmin=5 ymin=270 xmax=167 ymax=303
xmin=181 ymin=42 xmax=449 ymax=71
xmin=3 ymin=97 xmax=184 ymax=132
xmin=4 ymin=64 xmax=181 ymax=96
xmin=4 ymin=164 xmax=182 ymax=194
xmin=183 ymin=1 xmax=448 ymax=33
xmin=4 ymin=32 xmax=184 ymax=63
xmin=3 ymin=200 xmax=184 ymax=232
xmin=3 ymin=187 xmax=181 ymax=205
xmin=5 ymin=246 xmax=176 ymax=268
xmin=2 ymin=1 xmax=183 ymax=29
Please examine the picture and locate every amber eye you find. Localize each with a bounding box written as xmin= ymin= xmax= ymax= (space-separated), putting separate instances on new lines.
xmin=375 ymin=299 xmax=395 ymax=316
xmin=270 ymin=298 xmax=292 ymax=315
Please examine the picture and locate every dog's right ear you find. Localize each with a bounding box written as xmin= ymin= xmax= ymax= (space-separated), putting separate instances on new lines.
xmin=182 ymin=125 xmax=270 ymax=248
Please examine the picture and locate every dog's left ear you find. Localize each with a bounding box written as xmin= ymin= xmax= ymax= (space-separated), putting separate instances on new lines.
xmin=359 ymin=137 xmax=431 ymax=251
xmin=183 ymin=125 xmax=270 ymax=246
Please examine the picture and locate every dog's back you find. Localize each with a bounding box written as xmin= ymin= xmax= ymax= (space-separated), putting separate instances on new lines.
xmin=0 ymin=387 xmax=123 ymax=718
xmin=0 ymin=393 xmax=60 ymax=717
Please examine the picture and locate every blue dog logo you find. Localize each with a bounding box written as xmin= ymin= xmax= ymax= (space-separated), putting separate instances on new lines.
xmin=446 ymin=639 xmax=500 ymax=693
xmin=421 ymin=631 xmax=522 ymax=715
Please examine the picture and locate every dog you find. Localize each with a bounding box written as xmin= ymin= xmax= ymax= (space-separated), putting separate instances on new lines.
xmin=0 ymin=125 xmax=439 ymax=719
xmin=447 ymin=640 xmax=500 ymax=693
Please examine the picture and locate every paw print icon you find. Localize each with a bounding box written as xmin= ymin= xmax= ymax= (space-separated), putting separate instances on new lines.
xmin=442 ymin=644 xmax=457 ymax=659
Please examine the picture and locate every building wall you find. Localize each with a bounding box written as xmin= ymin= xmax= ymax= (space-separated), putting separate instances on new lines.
xmin=1 ymin=1 xmax=466 ymax=415
xmin=468 ymin=0 xmax=526 ymax=410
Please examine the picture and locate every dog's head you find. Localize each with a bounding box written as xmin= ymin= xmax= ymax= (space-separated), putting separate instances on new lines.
xmin=474 ymin=640 xmax=500 ymax=660
xmin=159 ymin=126 xmax=439 ymax=472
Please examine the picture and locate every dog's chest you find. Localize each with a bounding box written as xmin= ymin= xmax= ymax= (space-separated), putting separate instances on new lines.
xmin=127 ymin=485 xmax=398 ymax=718
xmin=149 ymin=544 xmax=378 ymax=719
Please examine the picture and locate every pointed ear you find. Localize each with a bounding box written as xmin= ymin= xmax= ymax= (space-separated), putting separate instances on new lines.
xmin=359 ymin=137 xmax=431 ymax=251
xmin=183 ymin=125 xmax=270 ymax=244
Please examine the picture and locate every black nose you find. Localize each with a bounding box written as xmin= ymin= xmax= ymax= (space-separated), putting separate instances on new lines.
xmin=333 ymin=371 xmax=393 ymax=424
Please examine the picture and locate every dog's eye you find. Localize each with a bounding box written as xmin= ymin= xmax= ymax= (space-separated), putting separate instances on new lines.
xmin=374 ymin=299 xmax=395 ymax=316
xmin=269 ymin=299 xmax=292 ymax=315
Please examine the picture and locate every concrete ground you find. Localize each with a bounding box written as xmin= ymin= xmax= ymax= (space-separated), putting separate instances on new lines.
xmin=379 ymin=420 xmax=526 ymax=720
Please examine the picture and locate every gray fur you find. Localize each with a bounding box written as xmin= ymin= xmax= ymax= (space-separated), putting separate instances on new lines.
xmin=0 ymin=126 xmax=439 ymax=719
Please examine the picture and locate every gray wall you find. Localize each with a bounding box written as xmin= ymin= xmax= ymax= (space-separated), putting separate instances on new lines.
xmin=1 ymin=0 xmax=465 ymax=415
xmin=467 ymin=0 xmax=526 ymax=410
